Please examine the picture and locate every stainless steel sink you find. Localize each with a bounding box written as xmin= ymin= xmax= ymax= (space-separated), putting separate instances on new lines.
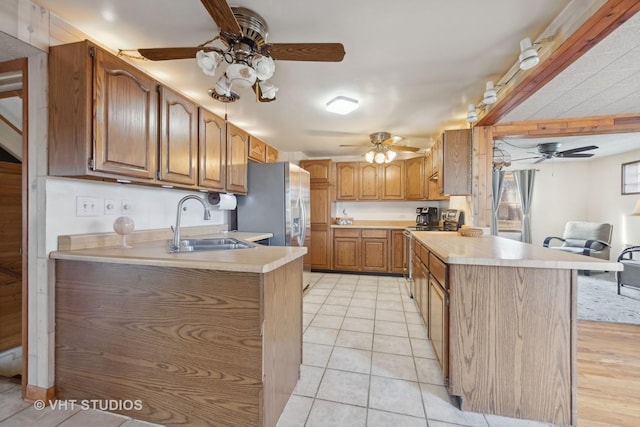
xmin=168 ymin=237 xmax=256 ymax=253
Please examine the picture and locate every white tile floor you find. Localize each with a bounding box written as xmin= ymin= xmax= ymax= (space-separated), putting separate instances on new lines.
xmin=276 ymin=272 xmax=557 ymax=427
xmin=0 ymin=272 xmax=557 ymax=427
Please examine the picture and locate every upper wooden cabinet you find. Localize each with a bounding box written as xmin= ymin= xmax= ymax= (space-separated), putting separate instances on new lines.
xmin=198 ymin=108 xmax=226 ymax=191
xmin=300 ymin=159 xmax=334 ymax=184
xmin=381 ymin=162 xmax=405 ymax=200
xmin=405 ymin=156 xmax=426 ymax=200
xmin=158 ymin=86 xmax=198 ymax=186
xmin=359 ymin=163 xmax=380 ymax=200
xmin=442 ymin=129 xmax=472 ymax=195
xmin=336 ymin=162 xmax=359 ymax=200
xmin=49 ymin=40 xmax=158 ymax=181
xmin=266 ymin=144 xmax=279 ymax=163
xmin=226 ymin=123 xmax=249 ymax=194
xmin=248 ymin=135 xmax=267 ymax=163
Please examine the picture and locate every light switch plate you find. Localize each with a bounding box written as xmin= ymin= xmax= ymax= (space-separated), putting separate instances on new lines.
xmin=104 ymin=199 xmax=117 ymax=215
xmin=76 ymin=196 xmax=101 ymax=217
xmin=121 ymin=200 xmax=132 ymax=215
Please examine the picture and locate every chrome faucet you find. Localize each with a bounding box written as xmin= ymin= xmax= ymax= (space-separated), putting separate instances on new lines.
xmin=171 ymin=195 xmax=211 ymax=250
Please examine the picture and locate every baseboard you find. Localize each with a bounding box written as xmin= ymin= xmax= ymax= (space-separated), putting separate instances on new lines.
xmin=24 ymin=384 xmax=55 ymax=403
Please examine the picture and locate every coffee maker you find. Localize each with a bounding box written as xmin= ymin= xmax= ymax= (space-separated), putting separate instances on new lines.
xmin=416 ymin=207 xmax=439 ymax=229
xmin=442 ymin=209 xmax=465 ymax=231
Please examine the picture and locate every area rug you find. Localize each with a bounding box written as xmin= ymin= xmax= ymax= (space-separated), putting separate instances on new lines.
xmin=577 ymin=272 xmax=640 ymax=325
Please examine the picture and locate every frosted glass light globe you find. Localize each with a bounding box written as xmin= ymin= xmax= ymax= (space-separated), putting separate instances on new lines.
xmin=113 ymin=216 xmax=135 ymax=248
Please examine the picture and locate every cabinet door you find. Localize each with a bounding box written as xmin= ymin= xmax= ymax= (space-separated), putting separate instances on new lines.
xmin=420 ymin=268 xmax=429 ymax=328
xmin=390 ymin=230 xmax=405 ymax=274
xmin=442 ymin=129 xmax=472 ymax=196
xmin=429 ymin=277 xmax=449 ymax=381
xmin=300 ymin=159 xmax=333 ymax=184
xmin=359 ymin=163 xmax=380 ymax=200
xmin=310 ymin=186 xmax=331 ymax=226
xmin=362 ymin=238 xmax=388 ymax=272
xmin=198 ymin=109 xmax=226 ymax=191
xmin=310 ymin=228 xmax=330 ymax=269
xmin=405 ymin=156 xmax=425 ymax=200
xmin=333 ymin=237 xmax=360 ymax=271
xmin=248 ymin=135 xmax=267 ymax=163
xmin=158 ymin=86 xmax=197 ymax=186
xmin=226 ymin=123 xmax=249 ymax=194
xmin=336 ymin=163 xmax=359 ymax=200
xmin=266 ymin=145 xmax=279 ymax=163
xmin=93 ymin=48 xmax=157 ymax=179
xmin=381 ymin=162 xmax=405 ymax=200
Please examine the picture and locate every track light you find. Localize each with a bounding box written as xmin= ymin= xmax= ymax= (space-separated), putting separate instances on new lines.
xmin=483 ymin=81 xmax=497 ymax=105
xmin=519 ymin=37 xmax=540 ymax=70
xmin=466 ymin=104 xmax=478 ymax=124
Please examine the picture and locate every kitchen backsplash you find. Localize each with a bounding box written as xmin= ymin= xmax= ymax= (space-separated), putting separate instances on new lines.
xmin=45 ymin=177 xmax=227 ymax=253
xmin=335 ymin=196 xmax=472 ymax=223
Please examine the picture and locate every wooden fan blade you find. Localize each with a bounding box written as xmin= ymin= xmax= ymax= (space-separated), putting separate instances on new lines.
xmin=200 ymin=0 xmax=242 ymax=37
xmin=138 ymin=47 xmax=209 ymax=61
xmin=339 ymin=144 xmax=368 ymax=147
xmin=264 ymin=43 xmax=346 ymax=62
xmin=390 ymin=146 xmax=420 ymax=152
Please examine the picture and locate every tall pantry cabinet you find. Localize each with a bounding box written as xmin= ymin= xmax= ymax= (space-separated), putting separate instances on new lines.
xmin=300 ymin=159 xmax=334 ymax=270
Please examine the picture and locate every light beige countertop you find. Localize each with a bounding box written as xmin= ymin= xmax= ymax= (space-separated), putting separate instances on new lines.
xmin=411 ymin=231 xmax=622 ymax=271
xmin=330 ymin=220 xmax=416 ymax=229
xmin=50 ymin=227 xmax=306 ymax=274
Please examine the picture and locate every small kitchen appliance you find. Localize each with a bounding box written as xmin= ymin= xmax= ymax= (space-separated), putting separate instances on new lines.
xmin=414 ymin=207 xmax=440 ymax=231
xmin=442 ymin=209 xmax=465 ymax=231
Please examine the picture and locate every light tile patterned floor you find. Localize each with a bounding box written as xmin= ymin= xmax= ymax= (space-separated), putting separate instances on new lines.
xmin=276 ymin=272 xmax=557 ymax=427
xmin=0 ymin=272 xmax=556 ymax=427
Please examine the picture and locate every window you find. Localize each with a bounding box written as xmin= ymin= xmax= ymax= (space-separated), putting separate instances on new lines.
xmin=622 ymin=160 xmax=640 ymax=195
xmin=497 ymin=172 xmax=522 ymax=232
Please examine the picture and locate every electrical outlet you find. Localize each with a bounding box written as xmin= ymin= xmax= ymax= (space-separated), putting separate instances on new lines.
xmin=76 ymin=197 xmax=101 ymax=217
xmin=104 ymin=199 xmax=117 ymax=215
xmin=121 ymin=200 xmax=132 ymax=215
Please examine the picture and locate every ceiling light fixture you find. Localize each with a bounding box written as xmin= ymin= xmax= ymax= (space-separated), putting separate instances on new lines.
xmin=519 ymin=37 xmax=540 ymax=70
xmin=466 ymin=104 xmax=478 ymax=124
xmin=483 ymin=81 xmax=498 ymax=105
xmin=326 ymin=96 xmax=359 ymax=115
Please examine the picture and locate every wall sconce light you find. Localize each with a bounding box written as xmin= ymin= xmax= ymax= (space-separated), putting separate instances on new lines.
xmin=519 ymin=37 xmax=540 ymax=70
xmin=483 ymin=81 xmax=498 ymax=104
xmin=466 ymin=104 xmax=478 ymax=124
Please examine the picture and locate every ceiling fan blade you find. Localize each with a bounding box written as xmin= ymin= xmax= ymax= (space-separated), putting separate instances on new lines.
xmin=200 ymin=0 xmax=242 ymax=37
xmin=558 ymin=153 xmax=595 ymax=158
xmin=138 ymin=47 xmax=213 ymax=61
xmin=339 ymin=144 xmax=368 ymax=147
xmin=511 ymin=156 xmax=541 ymax=162
xmin=389 ymin=146 xmax=420 ymax=152
xmin=263 ymin=43 xmax=346 ymax=62
xmin=557 ymin=145 xmax=598 ymax=156
xmin=533 ymin=157 xmax=547 ymax=164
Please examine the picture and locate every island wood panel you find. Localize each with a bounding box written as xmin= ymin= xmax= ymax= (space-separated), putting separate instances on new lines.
xmin=261 ymin=258 xmax=302 ymax=427
xmin=0 ymin=278 xmax=21 ymax=352
xmin=55 ymin=260 xmax=274 ymax=426
xmin=448 ymin=265 xmax=575 ymax=426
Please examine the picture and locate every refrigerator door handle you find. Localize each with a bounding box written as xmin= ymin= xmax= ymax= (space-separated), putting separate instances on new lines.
xmin=300 ymin=197 xmax=307 ymax=244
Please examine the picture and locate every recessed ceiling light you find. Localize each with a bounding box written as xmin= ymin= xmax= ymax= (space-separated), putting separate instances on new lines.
xmin=326 ymin=96 xmax=359 ymax=115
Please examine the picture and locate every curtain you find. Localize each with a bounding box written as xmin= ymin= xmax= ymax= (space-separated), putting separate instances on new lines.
xmin=513 ymin=169 xmax=536 ymax=243
xmin=491 ymin=169 xmax=506 ymax=236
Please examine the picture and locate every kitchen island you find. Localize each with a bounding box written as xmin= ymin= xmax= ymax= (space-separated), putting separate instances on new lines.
xmin=50 ymin=229 xmax=306 ymax=427
xmin=409 ymin=232 xmax=622 ymax=426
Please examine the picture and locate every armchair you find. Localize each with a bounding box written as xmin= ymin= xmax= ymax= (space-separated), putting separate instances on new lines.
xmin=543 ymin=222 xmax=613 ymax=274
xmin=617 ymin=246 xmax=640 ymax=295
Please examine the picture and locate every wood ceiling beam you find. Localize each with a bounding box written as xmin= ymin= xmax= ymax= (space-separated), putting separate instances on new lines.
xmin=491 ymin=113 xmax=640 ymax=138
xmin=476 ymin=0 xmax=640 ymax=127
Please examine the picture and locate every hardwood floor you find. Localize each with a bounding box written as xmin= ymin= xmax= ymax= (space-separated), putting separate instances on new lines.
xmin=578 ymin=320 xmax=640 ymax=427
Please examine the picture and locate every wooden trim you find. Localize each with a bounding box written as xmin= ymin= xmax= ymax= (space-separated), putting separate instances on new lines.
xmin=477 ymin=0 xmax=640 ymax=126
xmin=0 ymin=89 xmax=22 ymax=100
xmin=491 ymin=113 xmax=640 ymax=138
xmin=24 ymin=384 xmax=56 ymax=403
xmin=0 ymin=112 xmax=22 ymax=135
xmin=0 ymin=57 xmax=28 ymax=399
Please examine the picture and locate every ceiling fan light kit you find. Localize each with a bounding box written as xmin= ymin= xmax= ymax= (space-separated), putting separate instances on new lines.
xmin=483 ymin=81 xmax=497 ymax=104
xmin=326 ymin=96 xmax=359 ymax=115
xmin=134 ymin=1 xmax=345 ymax=103
xmin=466 ymin=104 xmax=478 ymax=123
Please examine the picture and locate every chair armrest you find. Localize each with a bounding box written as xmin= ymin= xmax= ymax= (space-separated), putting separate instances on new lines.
xmin=618 ymin=246 xmax=640 ymax=262
xmin=582 ymin=239 xmax=611 ymax=256
xmin=543 ymin=236 xmax=565 ymax=247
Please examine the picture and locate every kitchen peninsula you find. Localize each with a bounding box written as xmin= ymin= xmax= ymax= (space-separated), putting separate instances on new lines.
xmin=50 ymin=229 xmax=306 ymax=427
xmin=409 ymin=231 xmax=622 ymax=426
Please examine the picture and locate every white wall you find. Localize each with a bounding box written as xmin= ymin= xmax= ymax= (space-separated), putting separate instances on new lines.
xmin=527 ymin=148 xmax=640 ymax=259
xmin=335 ymin=200 xmax=442 ymax=222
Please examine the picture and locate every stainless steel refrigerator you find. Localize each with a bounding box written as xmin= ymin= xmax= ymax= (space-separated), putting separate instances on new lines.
xmin=237 ymin=161 xmax=311 ymax=289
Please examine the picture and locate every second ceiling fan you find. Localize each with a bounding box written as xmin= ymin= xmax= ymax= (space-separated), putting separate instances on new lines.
xmin=133 ymin=0 xmax=345 ymax=102
xmin=514 ymin=142 xmax=598 ymax=164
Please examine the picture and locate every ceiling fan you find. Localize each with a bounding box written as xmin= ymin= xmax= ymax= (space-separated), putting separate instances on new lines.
xmin=131 ymin=0 xmax=345 ymax=103
xmin=340 ymin=132 xmax=420 ymax=164
xmin=513 ymin=142 xmax=598 ymax=164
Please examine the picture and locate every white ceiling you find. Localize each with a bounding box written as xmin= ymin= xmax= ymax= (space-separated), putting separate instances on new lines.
xmin=30 ymin=0 xmax=575 ymax=157
xmin=3 ymin=1 xmax=639 ymax=163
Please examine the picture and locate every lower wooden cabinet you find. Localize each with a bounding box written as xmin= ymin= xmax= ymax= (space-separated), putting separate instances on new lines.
xmin=429 ymin=275 xmax=449 ymax=383
xmin=390 ymin=230 xmax=405 ymax=274
xmin=332 ymin=228 xmax=394 ymax=273
xmin=333 ymin=229 xmax=360 ymax=271
xmin=361 ymin=229 xmax=389 ymax=272
xmin=309 ymin=227 xmax=331 ymax=269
